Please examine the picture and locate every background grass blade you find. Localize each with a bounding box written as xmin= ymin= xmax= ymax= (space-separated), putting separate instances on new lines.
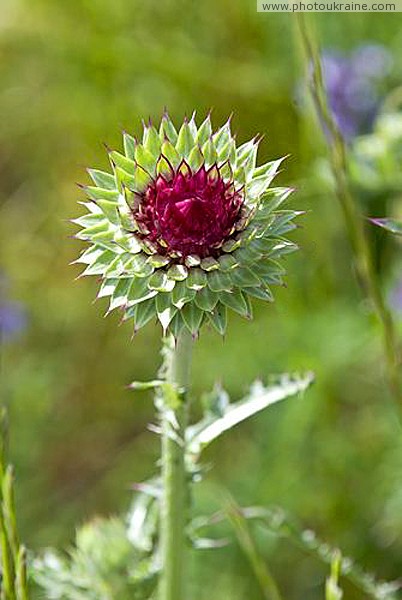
xmin=296 ymin=14 xmax=402 ymax=402
xmin=225 ymin=497 xmax=283 ymax=600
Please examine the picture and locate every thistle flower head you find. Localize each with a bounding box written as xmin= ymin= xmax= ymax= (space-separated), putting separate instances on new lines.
xmin=73 ymin=113 xmax=300 ymax=336
xmin=135 ymin=164 xmax=243 ymax=259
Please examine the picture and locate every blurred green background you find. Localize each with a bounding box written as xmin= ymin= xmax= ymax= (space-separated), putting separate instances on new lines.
xmin=1 ymin=2 xmax=402 ymax=598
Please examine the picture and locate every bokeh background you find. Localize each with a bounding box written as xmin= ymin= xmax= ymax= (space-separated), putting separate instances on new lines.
xmin=1 ymin=2 xmax=402 ymax=598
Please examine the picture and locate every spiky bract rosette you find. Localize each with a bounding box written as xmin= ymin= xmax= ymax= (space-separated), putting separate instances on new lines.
xmin=73 ymin=113 xmax=300 ymax=336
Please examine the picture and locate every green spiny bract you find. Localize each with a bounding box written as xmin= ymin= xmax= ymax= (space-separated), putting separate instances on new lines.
xmin=73 ymin=113 xmax=300 ymax=336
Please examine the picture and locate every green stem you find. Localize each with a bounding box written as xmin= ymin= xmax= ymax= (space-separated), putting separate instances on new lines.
xmin=296 ymin=14 xmax=402 ymax=402
xmin=159 ymin=330 xmax=193 ymax=600
xmin=226 ymin=497 xmax=283 ymax=600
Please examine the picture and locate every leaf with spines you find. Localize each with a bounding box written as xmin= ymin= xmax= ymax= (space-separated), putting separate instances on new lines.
xmin=181 ymin=303 xmax=204 ymax=336
xmin=132 ymin=298 xmax=156 ymax=330
xmin=160 ymin=113 xmax=178 ymax=144
xmin=220 ymin=290 xmax=251 ymax=318
xmin=156 ymin=293 xmax=177 ymax=332
xmin=123 ymin=131 xmax=137 ymax=160
xmin=370 ymin=217 xmax=402 ymax=236
xmin=87 ymin=169 xmax=116 ymax=190
xmin=176 ymin=120 xmax=194 ymax=157
xmin=172 ymin=281 xmax=196 ymax=309
xmin=187 ymin=373 xmax=314 ymax=456
xmin=194 ymin=287 xmax=219 ymax=312
xmin=208 ymin=303 xmax=227 ymax=335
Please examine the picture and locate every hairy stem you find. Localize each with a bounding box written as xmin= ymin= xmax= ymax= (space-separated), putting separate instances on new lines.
xmin=159 ymin=330 xmax=193 ymax=600
xmin=296 ymin=14 xmax=402 ymax=402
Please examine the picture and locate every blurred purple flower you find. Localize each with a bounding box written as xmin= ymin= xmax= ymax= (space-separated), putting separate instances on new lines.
xmin=390 ymin=278 xmax=402 ymax=315
xmin=322 ymin=44 xmax=392 ymax=140
xmin=0 ymin=271 xmax=27 ymax=342
xmin=0 ymin=302 xmax=27 ymax=341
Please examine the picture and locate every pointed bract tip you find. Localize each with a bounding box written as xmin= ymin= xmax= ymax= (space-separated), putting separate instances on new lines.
xmin=369 ymin=217 xmax=385 ymax=226
xmin=117 ymin=312 xmax=126 ymax=326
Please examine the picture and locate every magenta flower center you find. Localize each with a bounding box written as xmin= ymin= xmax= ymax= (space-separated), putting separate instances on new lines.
xmin=134 ymin=165 xmax=244 ymax=259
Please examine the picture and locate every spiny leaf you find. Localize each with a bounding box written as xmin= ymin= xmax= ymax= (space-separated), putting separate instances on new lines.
xmin=159 ymin=113 xmax=178 ymax=143
xmin=207 ymin=271 xmax=233 ymax=293
xmin=143 ymin=125 xmax=161 ymax=157
xmin=127 ymin=278 xmax=157 ymax=306
xmin=370 ymin=217 xmax=402 ymax=236
xmin=170 ymin=311 xmax=185 ymax=338
xmin=187 ymin=373 xmax=314 ymax=455
xmin=109 ymin=151 xmax=136 ymax=175
xmin=156 ymin=293 xmax=177 ymax=332
xmin=246 ymin=506 xmax=401 ymax=600
xmin=135 ymin=145 xmax=157 ymax=175
xmin=201 ymin=138 xmax=218 ymax=166
xmin=213 ymin=119 xmax=232 ymax=152
xmin=132 ymin=297 xmax=156 ymax=330
xmin=108 ymin=278 xmax=132 ymax=311
xmin=181 ymin=303 xmax=204 ymax=335
xmin=219 ymin=289 xmax=250 ymax=318
xmin=172 ymin=280 xmax=196 ymax=309
xmin=194 ymin=287 xmax=219 ymax=312
xmin=161 ymin=140 xmax=181 ymax=168
xmin=84 ymin=186 xmax=119 ymax=202
xmin=97 ymin=278 xmax=118 ymax=299
xmin=176 ymin=120 xmax=194 ymax=157
xmin=148 ymin=272 xmax=176 ymax=293
xmin=207 ymin=303 xmax=227 ymax=335
xmin=196 ymin=115 xmax=212 ymax=145
xmin=87 ymin=169 xmax=116 ymax=190
xmin=123 ymin=131 xmax=137 ymax=160
xmin=186 ymin=268 xmax=207 ymax=291
xmin=167 ymin=264 xmax=188 ymax=282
